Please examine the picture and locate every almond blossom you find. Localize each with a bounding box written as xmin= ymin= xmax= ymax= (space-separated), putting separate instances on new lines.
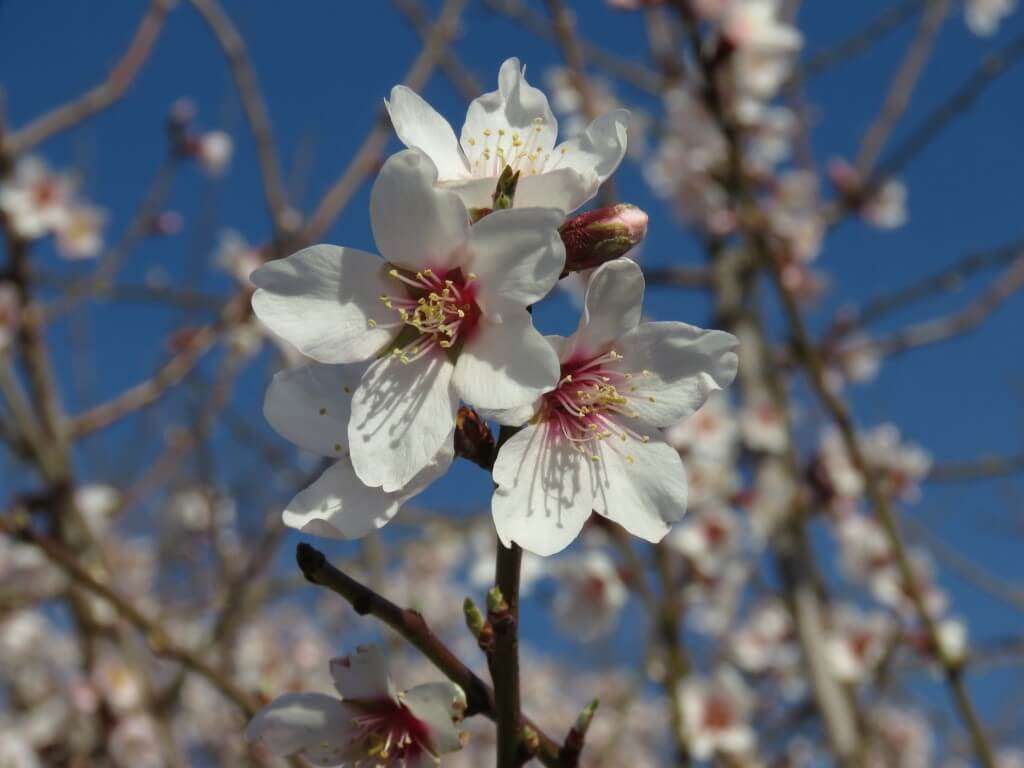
xmin=679 ymin=668 xmax=756 ymax=760
xmin=252 ymin=148 xmax=564 ymax=492
xmin=0 ymin=156 xmax=74 ymax=240
xmin=491 ymin=258 xmax=738 ymax=555
xmin=55 ymin=202 xmax=106 ymax=260
xmin=386 ymin=57 xmax=628 ymax=214
xmin=247 ymin=645 xmax=466 ymax=767
xmin=551 ymin=549 xmax=628 ymax=641
xmin=263 ymin=362 xmax=452 ymax=538
xmin=824 ymin=604 xmax=894 ymax=683
xmin=965 ymin=0 xmax=1017 ymax=36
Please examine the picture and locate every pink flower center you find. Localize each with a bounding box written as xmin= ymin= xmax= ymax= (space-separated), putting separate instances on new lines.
xmin=541 ymin=348 xmax=653 ymax=461
xmin=379 ymin=267 xmax=481 ymax=364
xmin=351 ymin=700 xmax=434 ymax=764
xmin=702 ymin=694 xmax=736 ymax=732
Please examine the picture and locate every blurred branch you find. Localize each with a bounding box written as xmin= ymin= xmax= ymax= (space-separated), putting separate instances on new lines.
xmin=803 ymin=0 xmax=925 ymax=77
xmin=855 ymin=0 xmax=949 ymax=177
xmin=481 ymin=0 xmax=666 ymax=94
xmin=392 ymin=0 xmax=483 ymax=100
xmin=0 ymin=0 xmax=175 ymax=160
xmin=69 ymin=294 xmax=249 ymax=437
xmin=0 ymin=513 xmax=262 ymax=717
xmin=300 ymin=0 xmax=469 ymax=245
xmin=189 ymin=0 xmax=294 ymax=236
xmin=929 ymin=453 xmax=1024 ymax=482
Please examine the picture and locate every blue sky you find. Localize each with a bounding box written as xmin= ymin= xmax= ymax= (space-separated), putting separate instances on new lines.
xmin=2 ymin=0 xmax=1023 ymax=753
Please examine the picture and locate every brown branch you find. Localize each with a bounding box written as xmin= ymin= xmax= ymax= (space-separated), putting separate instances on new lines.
xmin=294 ymin=542 xmax=565 ymax=768
xmin=69 ymin=294 xmax=249 ymax=438
xmin=855 ymin=0 xmax=950 ymax=177
xmin=482 ymin=0 xmax=666 ymax=94
xmin=803 ymin=0 xmax=925 ymax=77
xmin=299 ymin=0 xmax=469 ymax=245
xmin=1 ymin=0 xmax=175 ymax=159
xmin=929 ymin=453 xmax=1024 ymax=482
xmin=0 ymin=515 xmax=262 ymax=717
xmin=493 ymin=540 xmax=524 ymax=768
xmin=189 ymin=0 xmax=293 ymax=235
xmin=391 ymin=0 xmax=483 ymax=101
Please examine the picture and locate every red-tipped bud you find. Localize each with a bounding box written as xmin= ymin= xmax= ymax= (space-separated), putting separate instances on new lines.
xmin=559 ymin=204 xmax=648 ymax=274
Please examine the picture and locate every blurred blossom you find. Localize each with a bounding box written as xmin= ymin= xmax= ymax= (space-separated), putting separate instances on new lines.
xmin=552 ymin=549 xmax=628 ymax=641
xmin=831 ymin=332 xmax=882 ymax=387
xmin=196 ymin=130 xmax=234 ymax=177
xmin=818 ymin=424 xmax=931 ymax=505
xmin=666 ymin=390 xmax=738 ymax=464
xmin=214 ymin=229 xmax=262 ymax=286
xmin=730 ymin=599 xmax=799 ymax=675
xmin=965 ymin=0 xmax=1017 ymax=35
xmin=720 ymin=0 xmax=803 ymax=123
xmin=0 ymin=156 xmax=74 ymax=239
xmin=863 ymin=178 xmax=909 ymax=230
xmin=108 ymin=714 xmax=164 ymax=768
xmin=679 ymin=667 xmax=756 ymax=760
xmin=687 ymin=561 xmax=750 ymax=635
xmin=823 ymin=604 xmax=894 ymax=683
xmin=668 ymin=503 xmax=741 ymax=576
xmin=0 ymin=728 xmax=40 ymax=768
xmin=93 ymin=653 xmax=145 ymax=714
xmin=867 ymin=706 xmax=933 ymax=768
xmin=739 ymin=395 xmax=788 ymax=453
xmin=55 ymin=203 xmax=106 ymax=259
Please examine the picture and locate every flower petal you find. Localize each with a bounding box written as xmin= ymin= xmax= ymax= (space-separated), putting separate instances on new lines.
xmin=620 ymin=322 xmax=739 ymax=427
xmin=454 ymin=314 xmax=559 ymax=410
xmin=370 ymin=149 xmax=470 ymax=272
xmin=251 ymin=245 xmax=394 ymax=364
xmin=546 ymin=109 xmax=629 ymax=212
xmin=461 ymin=58 xmax=557 ymax=164
xmin=264 ymin=363 xmax=362 ymax=457
xmin=467 ymin=207 xmax=565 ymax=318
xmin=590 ymin=433 xmax=687 ymax=543
xmin=246 ymin=692 xmax=355 ymax=764
xmin=387 ymin=86 xmax=468 ymax=180
xmin=329 ymin=646 xmax=397 ymax=704
xmin=492 ymin=422 xmax=593 ymax=556
xmin=282 ymin=459 xmax=399 ymax=540
xmin=568 ymin=258 xmax=644 ymax=358
xmin=403 ymin=681 xmax=467 ymax=755
xmin=513 ymin=167 xmax=593 ymax=214
xmin=349 ymin=349 xmax=458 ymax=492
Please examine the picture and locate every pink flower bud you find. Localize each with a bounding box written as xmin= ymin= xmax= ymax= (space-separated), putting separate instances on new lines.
xmin=559 ymin=203 xmax=648 ymax=274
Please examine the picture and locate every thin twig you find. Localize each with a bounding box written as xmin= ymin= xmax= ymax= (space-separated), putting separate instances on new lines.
xmin=1 ymin=0 xmax=175 ymax=159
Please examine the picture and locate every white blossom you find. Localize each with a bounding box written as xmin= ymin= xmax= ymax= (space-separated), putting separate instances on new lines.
xmin=387 ymin=57 xmax=628 ymax=214
xmin=252 ymin=148 xmax=565 ymax=493
xmin=491 ymin=258 xmax=738 ymax=555
xmin=247 ymin=645 xmax=466 ymax=766
xmin=679 ymin=668 xmax=756 ymax=760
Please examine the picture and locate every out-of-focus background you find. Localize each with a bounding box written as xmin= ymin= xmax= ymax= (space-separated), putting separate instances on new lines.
xmin=1 ymin=1 xmax=1023 ymax=765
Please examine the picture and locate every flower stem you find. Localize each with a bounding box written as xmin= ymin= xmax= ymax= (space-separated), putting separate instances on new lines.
xmin=493 ymin=539 xmax=523 ymax=768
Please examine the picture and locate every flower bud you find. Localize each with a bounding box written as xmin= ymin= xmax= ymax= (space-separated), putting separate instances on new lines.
xmin=463 ymin=597 xmax=485 ymax=639
xmin=559 ymin=204 xmax=648 ymax=274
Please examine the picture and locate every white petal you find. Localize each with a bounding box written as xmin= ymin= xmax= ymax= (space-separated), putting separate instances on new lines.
xmin=590 ymin=434 xmax=687 ymax=543
xmin=370 ymin=149 xmax=470 ymax=271
xmin=461 ymin=58 xmax=557 ymax=163
xmin=621 ymin=322 xmax=739 ymax=427
xmin=492 ymin=422 xmax=593 ymax=556
xmin=251 ymin=245 xmax=394 ymax=364
xmin=455 ymin=314 xmax=559 ymax=411
xmin=349 ymin=349 xmax=458 ymax=492
xmin=245 ymin=693 xmax=354 ymax=763
xmin=440 ymin=176 xmax=496 ymax=212
xmin=467 ymin=207 xmax=565 ymax=318
xmin=512 ymin=167 xmax=593 ymax=214
xmin=264 ymin=363 xmax=362 ymax=457
xmin=568 ymin=258 xmax=644 ymax=357
xmin=329 ymin=646 xmax=397 ymax=703
xmin=547 ymin=109 xmax=629 ymax=212
xmin=386 ymin=86 xmax=468 ymax=180
xmin=403 ymin=681 xmax=467 ymax=755
xmin=282 ymin=459 xmax=401 ymax=540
